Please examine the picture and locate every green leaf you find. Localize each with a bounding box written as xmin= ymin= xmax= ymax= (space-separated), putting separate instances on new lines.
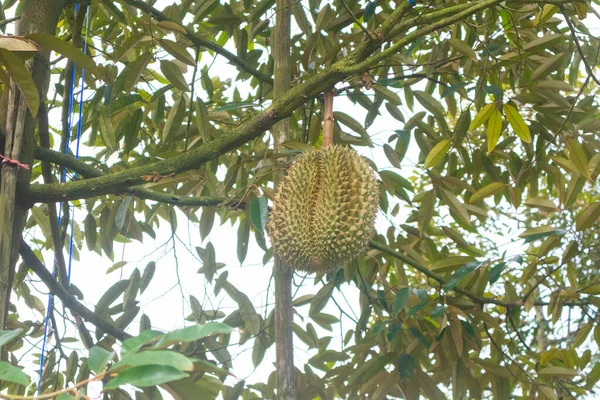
xmin=424 ymin=139 xmax=451 ymax=169
xmin=566 ymin=138 xmax=591 ymax=180
xmin=398 ymin=353 xmax=415 ymax=380
xmin=160 ymin=39 xmax=195 ymax=66
xmin=105 ymin=365 xmax=188 ymax=390
xmin=27 ymin=33 xmax=97 ymax=74
xmin=249 ymin=197 xmax=268 ymax=236
xmin=120 ymin=330 xmax=163 ymax=359
xmin=84 ymin=213 xmax=97 ymax=251
xmin=96 ymin=279 xmax=129 ymax=311
xmin=115 ymin=53 xmax=152 ymax=94
xmin=379 ymin=170 xmax=414 ymax=194
xmin=383 ymin=144 xmax=401 ymax=168
xmin=576 ymin=202 xmax=600 ymax=231
xmin=334 ymin=111 xmax=372 ymax=146
xmin=140 ymin=261 xmax=156 ymax=294
xmin=0 ymin=328 xmax=23 ymax=347
xmin=237 ymin=217 xmax=250 ymax=265
xmin=195 ymin=98 xmax=211 ymax=141
xmin=109 ymin=350 xmax=193 ymax=373
xmin=414 ymin=90 xmax=445 ymax=117
xmin=198 ymin=242 xmax=218 ymax=283
xmin=372 ymin=84 xmax=401 ymax=105
xmin=0 ymin=48 xmax=39 ymax=116
xmin=152 ymin=322 xmax=232 ymax=349
xmin=162 ymin=96 xmax=186 ymax=142
xmin=115 ymin=196 xmax=132 ymax=231
xmin=530 ymin=53 xmax=565 ymax=82
xmin=454 ymin=109 xmax=471 ymax=145
xmin=438 ymin=189 xmax=471 ymax=226
xmin=446 ymin=262 xmax=480 ymax=290
xmin=0 ymin=361 xmax=30 ymax=386
xmin=469 ymin=182 xmax=507 ymax=203
xmin=503 ymin=104 xmax=531 ymax=143
xmin=160 ymin=60 xmax=190 ymax=92
xmin=486 ymin=109 xmax=503 ymax=154
xmin=522 ymin=33 xmax=562 ymax=52
xmin=392 ymin=287 xmax=410 ymax=315
xmin=488 ymin=262 xmax=506 ymax=285
xmin=309 ymin=282 xmax=334 ymax=316
xmin=88 ymin=346 xmax=115 ymax=373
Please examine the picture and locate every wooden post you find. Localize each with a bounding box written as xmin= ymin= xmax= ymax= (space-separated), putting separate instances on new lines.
xmin=272 ymin=0 xmax=295 ymax=399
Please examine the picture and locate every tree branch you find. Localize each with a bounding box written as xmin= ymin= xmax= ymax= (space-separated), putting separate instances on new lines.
xmin=32 ymin=148 xmax=228 ymax=207
xmin=369 ymin=240 xmax=522 ymax=308
xmin=119 ymin=0 xmax=273 ymax=85
xmin=19 ymin=240 xmax=132 ymax=342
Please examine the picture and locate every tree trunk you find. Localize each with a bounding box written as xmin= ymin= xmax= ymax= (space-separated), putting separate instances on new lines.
xmin=0 ymin=0 xmax=65 ymax=333
xmin=272 ymin=0 xmax=295 ymax=398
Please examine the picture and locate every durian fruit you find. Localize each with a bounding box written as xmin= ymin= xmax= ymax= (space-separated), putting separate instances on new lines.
xmin=267 ymin=145 xmax=379 ymax=273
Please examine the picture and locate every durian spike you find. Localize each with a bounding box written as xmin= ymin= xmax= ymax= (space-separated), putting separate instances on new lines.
xmin=322 ymin=88 xmax=335 ymax=147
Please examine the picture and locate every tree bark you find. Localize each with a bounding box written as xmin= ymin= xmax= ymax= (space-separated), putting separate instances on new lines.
xmin=0 ymin=0 xmax=65 ymax=333
xmin=272 ymin=0 xmax=294 ymax=398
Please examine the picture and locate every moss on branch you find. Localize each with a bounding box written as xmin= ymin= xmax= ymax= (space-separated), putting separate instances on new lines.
xmin=31 ymin=148 xmax=227 ymax=207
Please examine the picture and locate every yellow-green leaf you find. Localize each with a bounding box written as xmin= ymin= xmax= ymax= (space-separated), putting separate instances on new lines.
xmin=469 ymin=103 xmax=495 ymax=131
xmin=551 ymin=156 xmax=580 ymax=176
xmin=486 ymin=109 xmax=503 ymax=154
xmin=469 ymin=182 xmax=507 ymax=203
xmin=538 ymin=366 xmax=578 ymax=377
xmin=566 ymin=138 xmax=591 ymax=181
xmin=576 ymin=202 xmax=600 ymax=231
xmin=424 ymin=139 xmax=451 ymax=168
xmin=448 ymin=38 xmax=477 ymax=61
xmin=0 ymin=36 xmax=38 ymax=57
xmin=503 ymin=104 xmax=531 ymax=143
xmin=430 ymin=256 xmax=476 ymax=273
xmin=536 ymin=80 xmax=574 ymax=92
xmin=0 ymin=48 xmax=39 ymax=116
xmin=523 ymin=197 xmax=557 ymax=212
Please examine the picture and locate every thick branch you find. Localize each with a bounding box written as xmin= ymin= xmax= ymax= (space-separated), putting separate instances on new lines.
xmin=369 ymin=240 xmax=521 ymax=308
xmin=120 ymin=0 xmax=273 ymax=84
xmin=27 ymin=0 xmax=521 ymax=204
xmin=19 ymin=240 xmax=131 ymax=342
xmin=34 ymin=148 xmax=226 ymax=207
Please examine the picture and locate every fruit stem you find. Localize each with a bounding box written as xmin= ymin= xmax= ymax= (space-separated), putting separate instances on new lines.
xmin=322 ymin=88 xmax=335 ymax=147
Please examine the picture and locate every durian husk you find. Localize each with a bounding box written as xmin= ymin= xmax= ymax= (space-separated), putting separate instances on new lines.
xmin=267 ymin=145 xmax=379 ymax=273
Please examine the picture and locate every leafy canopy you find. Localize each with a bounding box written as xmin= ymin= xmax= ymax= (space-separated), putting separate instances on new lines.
xmin=0 ymin=0 xmax=599 ymax=399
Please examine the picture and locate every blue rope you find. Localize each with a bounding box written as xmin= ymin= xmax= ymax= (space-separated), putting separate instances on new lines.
xmin=37 ymin=4 xmax=89 ymax=393
xmin=408 ymin=0 xmax=416 ymax=5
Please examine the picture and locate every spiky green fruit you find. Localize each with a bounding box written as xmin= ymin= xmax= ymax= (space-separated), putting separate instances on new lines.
xmin=267 ymin=145 xmax=379 ymax=273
